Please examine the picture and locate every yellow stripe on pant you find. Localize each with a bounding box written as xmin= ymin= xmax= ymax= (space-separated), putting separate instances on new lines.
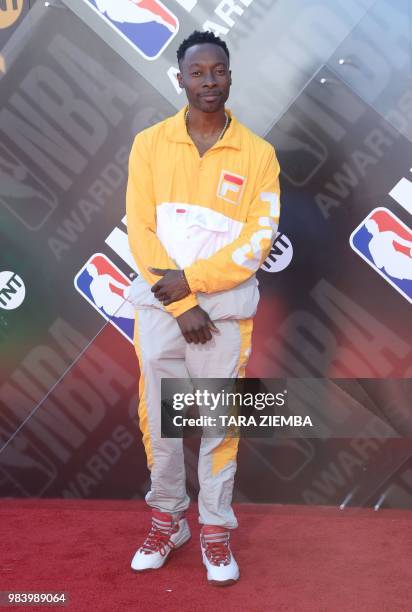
xmin=211 ymin=318 xmax=254 ymax=476
xmin=133 ymin=311 xmax=154 ymax=471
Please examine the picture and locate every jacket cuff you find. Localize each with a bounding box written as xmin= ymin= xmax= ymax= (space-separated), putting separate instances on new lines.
xmin=165 ymin=293 xmax=199 ymax=318
xmin=183 ymin=266 xmax=203 ymax=294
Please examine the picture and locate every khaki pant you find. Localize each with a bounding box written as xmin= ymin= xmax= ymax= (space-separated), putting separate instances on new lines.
xmin=133 ymin=307 xmax=253 ymax=529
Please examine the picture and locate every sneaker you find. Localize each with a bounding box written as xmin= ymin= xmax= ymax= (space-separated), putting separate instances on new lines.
xmin=131 ymin=510 xmax=191 ymax=572
xmin=200 ymin=525 xmax=240 ymax=586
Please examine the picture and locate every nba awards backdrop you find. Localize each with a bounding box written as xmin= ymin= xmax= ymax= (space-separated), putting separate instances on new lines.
xmin=1 ymin=0 xmax=412 ymax=511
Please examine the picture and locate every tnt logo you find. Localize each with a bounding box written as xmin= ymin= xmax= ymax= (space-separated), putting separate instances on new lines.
xmin=350 ymin=207 xmax=412 ymax=304
xmin=85 ymin=0 xmax=179 ymax=60
xmin=74 ymin=254 xmax=135 ymax=342
xmin=0 ymin=271 xmax=25 ymax=310
xmin=217 ymin=170 xmax=246 ymax=205
xmin=0 ymin=0 xmax=23 ymax=29
xmin=261 ymin=233 xmax=293 ymax=273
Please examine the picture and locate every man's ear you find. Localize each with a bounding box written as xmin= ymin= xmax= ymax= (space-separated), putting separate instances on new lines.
xmin=229 ymin=69 xmax=232 ymax=86
xmin=177 ymin=71 xmax=184 ymax=89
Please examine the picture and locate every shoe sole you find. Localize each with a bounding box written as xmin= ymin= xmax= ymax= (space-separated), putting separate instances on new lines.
xmin=131 ymin=532 xmax=191 ymax=573
xmin=207 ymin=576 xmax=239 ymax=587
xmin=202 ymin=554 xmax=240 ymax=586
xmin=204 ymin=564 xmax=240 ymax=586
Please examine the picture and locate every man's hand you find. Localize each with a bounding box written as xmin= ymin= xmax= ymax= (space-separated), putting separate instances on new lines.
xmin=150 ymin=268 xmax=190 ymax=306
xmin=176 ymin=306 xmax=219 ymax=344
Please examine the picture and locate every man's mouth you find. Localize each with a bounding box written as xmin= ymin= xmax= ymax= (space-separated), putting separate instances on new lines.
xmin=200 ymin=93 xmax=221 ymax=101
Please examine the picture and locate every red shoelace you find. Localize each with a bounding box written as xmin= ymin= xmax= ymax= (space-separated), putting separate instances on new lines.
xmin=202 ymin=534 xmax=231 ymax=566
xmin=140 ymin=523 xmax=177 ymax=557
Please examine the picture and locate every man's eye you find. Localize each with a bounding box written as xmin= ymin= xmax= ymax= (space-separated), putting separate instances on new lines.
xmin=191 ymin=71 xmax=201 ymax=77
xmin=216 ymin=69 xmax=226 ymax=75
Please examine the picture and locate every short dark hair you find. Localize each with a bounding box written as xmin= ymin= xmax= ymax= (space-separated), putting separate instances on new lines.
xmin=176 ymin=30 xmax=230 ymax=65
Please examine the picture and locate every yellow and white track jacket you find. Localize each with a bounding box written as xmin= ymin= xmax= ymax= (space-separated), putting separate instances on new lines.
xmin=126 ymin=106 xmax=281 ymax=319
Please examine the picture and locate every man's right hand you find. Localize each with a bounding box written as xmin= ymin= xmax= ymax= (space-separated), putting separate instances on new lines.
xmin=176 ymin=306 xmax=219 ymax=344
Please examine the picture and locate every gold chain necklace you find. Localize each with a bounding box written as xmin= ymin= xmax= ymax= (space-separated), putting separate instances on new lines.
xmin=185 ymin=108 xmax=229 ymax=142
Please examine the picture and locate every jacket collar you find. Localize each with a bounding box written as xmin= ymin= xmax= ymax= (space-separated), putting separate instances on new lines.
xmin=166 ymin=105 xmax=241 ymax=150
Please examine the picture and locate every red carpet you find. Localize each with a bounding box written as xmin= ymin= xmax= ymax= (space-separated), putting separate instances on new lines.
xmin=1 ymin=500 xmax=411 ymax=611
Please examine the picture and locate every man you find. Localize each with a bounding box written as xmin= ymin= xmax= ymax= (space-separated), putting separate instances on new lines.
xmin=126 ymin=30 xmax=281 ymax=585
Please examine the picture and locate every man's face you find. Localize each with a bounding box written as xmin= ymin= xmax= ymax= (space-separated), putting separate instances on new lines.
xmin=177 ymin=43 xmax=231 ymax=113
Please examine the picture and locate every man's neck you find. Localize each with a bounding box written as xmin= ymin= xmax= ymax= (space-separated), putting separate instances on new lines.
xmin=186 ymin=105 xmax=227 ymax=139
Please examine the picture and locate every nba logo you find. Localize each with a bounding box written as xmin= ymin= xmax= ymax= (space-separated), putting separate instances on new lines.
xmin=350 ymin=207 xmax=412 ymax=304
xmin=85 ymin=0 xmax=179 ymax=60
xmin=217 ymin=170 xmax=246 ymax=205
xmin=74 ymin=253 xmax=135 ymax=343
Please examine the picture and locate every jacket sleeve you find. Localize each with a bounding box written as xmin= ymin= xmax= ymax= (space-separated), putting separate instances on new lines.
xmin=126 ymin=132 xmax=199 ymax=317
xmin=184 ymin=146 xmax=281 ymax=294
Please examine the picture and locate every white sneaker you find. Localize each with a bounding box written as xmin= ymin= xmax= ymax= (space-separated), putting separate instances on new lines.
xmin=131 ymin=510 xmax=191 ymax=572
xmin=200 ymin=525 xmax=240 ymax=586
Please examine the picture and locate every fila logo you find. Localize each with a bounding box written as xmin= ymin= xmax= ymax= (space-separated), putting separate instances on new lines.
xmin=217 ymin=170 xmax=246 ymax=205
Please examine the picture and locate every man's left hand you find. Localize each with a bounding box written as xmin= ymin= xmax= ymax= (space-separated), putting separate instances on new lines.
xmin=150 ymin=268 xmax=190 ymax=306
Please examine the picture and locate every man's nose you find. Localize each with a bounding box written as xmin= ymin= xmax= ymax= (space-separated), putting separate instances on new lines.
xmin=203 ymin=72 xmax=217 ymax=87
